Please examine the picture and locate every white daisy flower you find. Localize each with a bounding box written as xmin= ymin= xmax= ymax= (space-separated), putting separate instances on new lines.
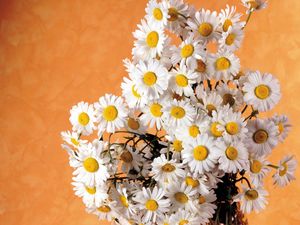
xmin=216 ymin=83 xmax=243 ymax=110
xmin=187 ymin=9 xmax=221 ymax=42
xmin=119 ymin=146 xmax=143 ymax=174
xmin=94 ymin=94 xmax=128 ymax=134
xmin=201 ymin=91 xmax=223 ymax=117
xmin=87 ymin=201 xmax=118 ymax=222
xmin=133 ymin=187 xmax=170 ymax=223
xmin=271 ymin=114 xmax=291 ymax=143
xmin=125 ymin=112 xmax=147 ymax=134
xmin=72 ymin=180 xmax=108 ymax=207
xmin=133 ymin=19 xmax=166 ymax=61
xmin=133 ymin=59 xmax=169 ymax=100
xmin=194 ymin=189 xmax=217 ymax=223
xmin=234 ymin=185 xmax=268 ymax=214
xmin=242 ymin=0 xmax=268 ymax=14
xmin=273 ymin=155 xmax=297 ymax=187
xmin=216 ymin=140 xmax=249 ymax=173
xmin=208 ymin=106 xmax=226 ymax=138
xmin=112 ymin=185 xmax=136 ymax=218
xmin=61 ymin=130 xmax=87 ymax=149
xmin=169 ymin=209 xmax=200 ymax=225
xmin=166 ymin=0 xmax=190 ymax=33
xmin=145 ymin=0 xmax=169 ymax=28
xmin=72 ymin=143 xmax=110 ymax=187
xmin=193 ymin=56 xmax=210 ymax=82
xmin=248 ymin=155 xmax=270 ymax=187
xmin=246 ymin=119 xmax=279 ymax=157
xmin=219 ymin=25 xmax=244 ymax=52
xmin=69 ymin=101 xmax=96 ymax=136
xmin=184 ymin=173 xmax=210 ymax=194
xmin=151 ymin=154 xmax=185 ymax=186
xmin=169 ymin=61 xmax=198 ymax=97
xmin=140 ymin=99 xmax=166 ymax=130
xmin=219 ymin=5 xmax=245 ymax=32
xmin=243 ymin=71 xmax=281 ymax=112
xmin=207 ymin=50 xmax=240 ymax=80
xmin=160 ymin=134 xmax=184 ymax=161
xmin=182 ymin=134 xmax=219 ymax=175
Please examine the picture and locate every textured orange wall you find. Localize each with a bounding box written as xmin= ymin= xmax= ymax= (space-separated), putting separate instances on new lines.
xmin=0 ymin=0 xmax=300 ymax=225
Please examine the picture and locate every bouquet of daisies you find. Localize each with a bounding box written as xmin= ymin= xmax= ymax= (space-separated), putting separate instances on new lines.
xmin=61 ymin=0 xmax=297 ymax=224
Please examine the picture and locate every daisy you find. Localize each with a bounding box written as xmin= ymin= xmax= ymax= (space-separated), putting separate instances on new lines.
xmin=185 ymin=172 xmax=210 ymax=194
xmin=216 ymin=140 xmax=249 ymax=173
xmin=182 ymin=134 xmax=219 ymax=175
xmin=246 ymin=119 xmax=279 ymax=157
xmin=140 ymin=99 xmax=166 ymax=130
xmin=219 ymin=25 xmax=244 ymax=52
xmin=242 ymin=0 xmax=268 ymax=14
xmin=165 ymin=182 xmax=197 ymax=211
xmin=72 ymin=180 xmax=108 ymax=207
xmin=193 ymin=55 xmax=210 ymax=82
xmin=207 ymin=50 xmax=240 ymax=80
xmin=194 ymin=189 xmax=217 ymax=223
xmin=133 ymin=187 xmax=170 ymax=223
xmin=208 ymin=106 xmax=226 ymax=138
xmin=216 ymin=83 xmax=243 ymax=110
xmin=133 ymin=59 xmax=169 ymax=100
xmin=169 ymin=209 xmax=200 ymax=225
xmin=271 ymin=114 xmax=291 ymax=143
xmin=273 ymin=155 xmax=297 ymax=187
xmin=160 ymin=134 xmax=184 ymax=161
xmin=112 ymin=185 xmax=136 ymax=218
xmin=94 ymin=94 xmax=128 ymax=134
xmin=234 ymin=185 xmax=268 ymax=214
xmin=187 ymin=9 xmax=221 ymax=42
xmin=248 ymin=155 xmax=270 ymax=187
xmin=133 ymin=19 xmax=166 ymax=61
xmin=166 ymin=0 xmax=190 ymax=33
xmin=219 ymin=5 xmax=245 ymax=32
xmin=61 ymin=130 xmax=87 ymax=149
xmin=201 ymin=91 xmax=223 ymax=117
xmin=119 ymin=146 xmax=143 ymax=174
xmin=145 ymin=0 xmax=169 ymax=28
xmin=125 ymin=112 xmax=147 ymax=134
xmin=87 ymin=200 xmax=118 ymax=222
xmin=169 ymin=61 xmax=198 ymax=97
xmin=72 ymin=143 xmax=110 ymax=187
xmin=61 ymin=143 xmax=78 ymax=167
xmin=163 ymin=99 xmax=196 ymax=128
xmin=243 ymin=71 xmax=281 ymax=112
xmin=69 ymin=101 xmax=96 ymax=136
xmin=151 ymin=154 xmax=185 ymax=185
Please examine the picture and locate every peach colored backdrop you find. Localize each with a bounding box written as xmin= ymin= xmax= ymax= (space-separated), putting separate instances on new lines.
xmin=1 ymin=0 xmax=300 ymax=224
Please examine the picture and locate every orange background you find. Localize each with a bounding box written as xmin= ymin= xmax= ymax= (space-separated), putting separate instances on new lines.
xmin=0 ymin=0 xmax=300 ymax=224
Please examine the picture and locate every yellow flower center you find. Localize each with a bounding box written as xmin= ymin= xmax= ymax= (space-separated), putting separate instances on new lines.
xmin=193 ymin=145 xmax=209 ymax=161
xmin=146 ymin=31 xmax=159 ymax=48
xmin=253 ymin=129 xmax=268 ymax=144
xmin=225 ymin=33 xmax=236 ymax=46
xmin=150 ymin=103 xmax=163 ymax=117
xmin=145 ymin=199 xmax=158 ymax=211
xmin=225 ymin=122 xmax=239 ymax=135
xmin=196 ymin=59 xmax=206 ymax=73
xmin=215 ymin=57 xmax=231 ymax=71
xmin=97 ymin=205 xmax=111 ymax=213
xmin=179 ymin=220 xmax=189 ymax=225
xmin=185 ymin=176 xmax=199 ymax=188
xmin=143 ymin=71 xmax=157 ymax=86
xmin=278 ymin=122 xmax=284 ymax=134
xmin=120 ymin=195 xmax=129 ymax=207
xmin=173 ymin=140 xmax=183 ymax=152
xmin=131 ymin=85 xmax=141 ymax=98
xmin=127 ymin=118 xmax=140 ymax=130
xmin=222 ymin=93 xmax=235 ymax=106
xmin=250 ymin=160 xmax=262 ymax=173
xmin=198 ymin=22 xmax=213 ymax=37
xmin=279 ymin=163 xmax=288 ymax=176
xmin=85 ymin=186 xmax=96 ymax=195
xmin=206 ymin=104 xmax=216 ymax=117
xmin=225 ymin=146 xmax=238 ymax=160
xmin=71 ymin=138 xmax=79 ymax=146
xmin=181 ymin=44 xmax=194 ymax=58
xmin=174 ymin=192 xmax=189 ymax=204
xmin=198 ymin=195 xmax=206 ymax=204
xmin=103 ymin=105 xmax=118 ymax=121
xmin=245 ymin=190 xmax=259 ymax=200
xmin=210 ymin=122 xmax=223 ymax=137
xmin=161 ymin=163 xmax=176 ymax=172
xmin=120 ymin=150 xmax=133 ymax=163
xmin=175 ymin=74 xmax=188 ymax=87
xmin=255 ymin=85 xmax=270 ymax=99
xmin=189 ymin=125 xmax=200 ymax=138
xmin=78 ymin=112 xmax=90 ymax=126
xmin=168 ymin=7 xmax=178 ymax=21
xmin=170 ymin=106 xmax=185 ymax=119
xmin=83 ymin=157 xmax=99 ymax=173
xmin=223 ymin=19 xmax=233 ymax=32
xmin=153 ymin=8 xmax=163 ymax=21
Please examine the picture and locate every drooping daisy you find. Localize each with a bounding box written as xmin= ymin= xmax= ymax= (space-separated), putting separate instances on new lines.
xmin=69 ymin=101 xmax=96 ymax=136
xmin=273 ymin=155 xmax=297 ymax=187
xmin=94 ymin=94 xmax=128 ymax=134
xmin=133 ymin=59 xmax=169 ymax=100
xmin=248 ymin=155 xmax=270 ymax=187
xmin=219 ymin=5 xmax=245 ymax=32
xmin=187 ymin=9 xmax=221 ymax=42
xmin=193 ymin=55 xmax=210 ymax=82
xmin=184 ymin=172 xmax=210 ymax=194
xmin=194 ymin=189 xmax=217 ymax=223
xmin=234 ymin=185 xmax=268 ymax=214
xmin=61 ymin=130 xmax=88 ymax=149
xmin=112 ymin=185 xmax=136 ymax=218
xmin=219 ymin=25 xmax=244 ymax=52
xmin=271 ymin=114 xmax=291 ymax=143
xmin=243 ymin=71 xmax=281 ymax=112
xmin=163 ymin=99 xmax=196 ymax=128
xmin=140 ymin=99 xmax=166 ymax=130
xmin=133 ymin=187 xmax=170 ymax=223
xmin=242 ymin=0 xmax=268 ymax=14
xmin=169 ymin=209 xmax=200 ymax=225
xmin=215 ymin=140 xmax=249 ymax=173
xmin=216 ymin=82 xmax=243 ymax=110
xmin=145 ymin=0 xmax=169 ymax=28
xmin=72 ymin=180 xmax=108 ymax=207
xmin=125 ymin=112 xmax=147 ymax=134
xmin=201 ymin=91 xmax=223 ymax=117
xmin=160 ymin=134 xmax=184 ymax=161
xmin=119 ymin=146 xmax=143 ymax=174
xmin=169 ymin=61 xmax=198 ymax=97
xmin=208 ymin=106 xmax=226 ymax=138
xmin=87 ymin=200 xmax=118 ymax=222
xmin=207 ymin=50 xmax=240 ymax=80
xmin=133 ymin=19 xmax=166 ymax=61
xmin=72 ymin=143 xmax=110 ymax=187
xmin=182 ymin=134 xmax=219 ymax=175
xmin=166 ymin=0 xmax=190 ymax=33
xmin=246 ymin=119 xmax=279 ymax=157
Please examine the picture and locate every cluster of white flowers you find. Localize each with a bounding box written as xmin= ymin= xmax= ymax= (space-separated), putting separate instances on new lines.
xmin=61 ymin=0 xmax=297 ymax=224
